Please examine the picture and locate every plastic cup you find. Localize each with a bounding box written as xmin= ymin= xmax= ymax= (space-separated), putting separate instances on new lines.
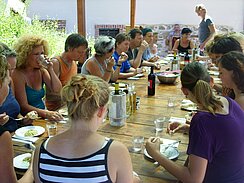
xmin=154 ymin=117 xmax=166 ymax=132
xmin=46 ymin=122 xmax=57 ymax=137
xmin=132 ymin=136 xmax=144 ymax=152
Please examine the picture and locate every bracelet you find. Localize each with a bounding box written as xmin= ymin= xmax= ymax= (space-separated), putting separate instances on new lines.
xmin=116 ymin=64 xmax=122 ymax=67
xmin=106 ymin=69 xmax=112 ymax=73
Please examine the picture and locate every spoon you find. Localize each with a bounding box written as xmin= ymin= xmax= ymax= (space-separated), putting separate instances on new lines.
xmin=9 ymin=116 xmax=25 ymax=121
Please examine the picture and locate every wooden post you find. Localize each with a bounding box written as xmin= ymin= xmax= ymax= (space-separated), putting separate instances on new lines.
xmin=77 ymin=0 xmax=86 ymax=37
xmin=130 ymin=0 xmax=136 ymax=29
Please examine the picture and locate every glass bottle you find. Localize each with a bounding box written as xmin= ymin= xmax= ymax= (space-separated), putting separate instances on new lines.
xmin=148 ymin=66 xmax=155 ymax=96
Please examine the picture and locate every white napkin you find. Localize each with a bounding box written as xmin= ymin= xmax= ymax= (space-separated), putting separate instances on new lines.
xmin=169 ymin=117 xmax=186 ymax=124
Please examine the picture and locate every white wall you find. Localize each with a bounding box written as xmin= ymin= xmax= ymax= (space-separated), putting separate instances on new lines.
xmin=27 ymin=0 xmax=77 ymax=33
xmin=25 ymin=0 xmax=243 ymax=36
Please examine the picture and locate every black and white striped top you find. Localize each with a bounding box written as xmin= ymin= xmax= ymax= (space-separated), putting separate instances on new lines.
xmin=38 ymin=138 xmax=113 ymax=183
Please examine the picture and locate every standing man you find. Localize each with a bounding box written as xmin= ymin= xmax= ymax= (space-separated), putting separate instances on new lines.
xmin=195 ymin=4 xmax=216 ymax=53
xmin=45 ymin=33 xmax=88 ymax=111
xmin=166 ymin=24 xmax=181 ymax=51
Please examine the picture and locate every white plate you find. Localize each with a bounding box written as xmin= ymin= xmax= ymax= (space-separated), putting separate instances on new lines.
xmin=15 ymin=126 xmax=45 ymax=137
xmin=13 ymin=153 xmax=31 ymax=169
xmin=181 ymin=99 xmax=197 ymax=111
xmin=111 ymin=82 xmax=127 ymax=88
xmin=135 ymin=73 xmax=144 ymax=78
xmin=58 ymin=108 xmax=68 ymax=116
xmin=144 ymin=139 xmax=180 ymax=160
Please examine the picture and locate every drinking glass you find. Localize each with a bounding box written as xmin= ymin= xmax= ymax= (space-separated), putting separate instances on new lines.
xmin=46 ymin=122 xmax=57 ymax=137
xmin=132 ymin=136 xmax=144 ymax=152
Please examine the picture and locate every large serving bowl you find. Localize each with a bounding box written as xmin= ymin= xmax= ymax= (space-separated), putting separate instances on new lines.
xmin=156 ymin=71 xmax=180 ymax=84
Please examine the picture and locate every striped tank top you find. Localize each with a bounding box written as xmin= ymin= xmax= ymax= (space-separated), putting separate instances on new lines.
xmin=38 ymin=138 xmax=113 ymax=183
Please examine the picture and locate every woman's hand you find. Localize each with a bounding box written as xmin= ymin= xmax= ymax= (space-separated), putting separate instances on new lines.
xmin=45 ymin=111 xmax=63 ymax=121
xmin=118 ymin=52 xmax=128 ymax=65
xmin=145 ymin=137 xmax=160 ymax=158
xmin=107 ymin=57 xmax=115 ymax=70
xmin=0 ymin=113 xmax=9 ymax=125
xmin=167 ymin=121 xmax=190 ymax=134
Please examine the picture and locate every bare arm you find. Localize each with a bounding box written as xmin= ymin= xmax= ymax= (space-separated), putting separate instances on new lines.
xmin=12 ymin=70 xmax=62 ymax=120
xmin=42 ymin=62 xmax=62 ymax=93
xmin=0 ymin=131 xmax=33 ymax=183
xmin=33 ymin=144 xmax=42 ymax=183
xmin=130 ymin=41 xmax=148 ymax=69
xmin=200 ymin=24 xmax=216 ymax=50
xmin=172 ymin=39 xmax=180 ymax=52
xmin=146 ymin=138 xmax=207 ymax=183
xmin=86 ymin=60 xmax=112 ymax=82
xmin=108 ymin=141 xmax=134 ymax=183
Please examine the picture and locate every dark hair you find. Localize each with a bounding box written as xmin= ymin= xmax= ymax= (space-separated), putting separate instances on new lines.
xmin=64 ymin=33 xmax=88 ymax=52
xmin=0 ymin=42 xmax=16 ymax=57
xmin=219 ymin=51 xmax=244 ymax=92
xmin=181 ymin=28 xmax=192 ymax=35
xmin=115 ymin=33 xmax=130 ymax=48
xmin=128 ymin=29 xmax=142 ymax=39
xmin=181 ymin=62 xmax=222 ymax=114
xmin=141 ymin=28 xmax=153 ymax=36
xmin=210 ymin=37 xmax=243 ymax=54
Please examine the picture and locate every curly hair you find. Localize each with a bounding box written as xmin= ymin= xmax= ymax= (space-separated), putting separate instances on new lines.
xmin=14 ymin=35 xmax=49 ymax=69
xmin=0 ymin=55 xmax=9 ymax=86
xmin=219 ymin=51 xmax=244 ymax=93
xmin=61 ymin=74 xmax=110 ymax=121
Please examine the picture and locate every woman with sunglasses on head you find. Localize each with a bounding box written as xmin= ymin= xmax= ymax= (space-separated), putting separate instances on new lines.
xmin=146 ymin=62 xmax=244 ymax=183
xmin=81 ymin=36 xmax=126 ymax=82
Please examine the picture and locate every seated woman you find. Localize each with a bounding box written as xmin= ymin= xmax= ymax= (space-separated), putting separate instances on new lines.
xmin=33 ymin=74 xmax=139 ymax=183
xmin=0 ymin=125 xmax=33 ymax=183
xmin=146 ymin=62 xmax=244 ymax=182
xmin=113 ymin=33 xmax=142 ymax=79
xmin=172 ymin=28 xmax=194 ymax=54
xmin=12 ymin=35 xmax=63 ymax=121
xmin=0 ymin=55 xmax=33 ymax=132
xmin=81 ymin=36 xmax=125 ymax=82
xmin=218 ymin=51 xmax=244 ymax=110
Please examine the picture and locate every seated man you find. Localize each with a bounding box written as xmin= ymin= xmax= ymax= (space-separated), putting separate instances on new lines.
xmin=127 ymin=28 xmax=159 ymax=69
xmin=45 ymin=33 xmax=88 ymax=111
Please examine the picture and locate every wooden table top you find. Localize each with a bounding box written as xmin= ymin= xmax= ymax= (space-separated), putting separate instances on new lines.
xmin=14 ymin=73 xmax=190 ymax=183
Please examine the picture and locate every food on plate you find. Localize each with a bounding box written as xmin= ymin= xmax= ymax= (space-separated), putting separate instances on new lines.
xmin=21 ymin=156 xmax=31 ymax=167
xmin=22 ymin=156 xmax=31 ymax=163
xmin=26 ymin=111 xmax=39 ymax=119
xmin=24 ymin=129 xmax=38 ymax=137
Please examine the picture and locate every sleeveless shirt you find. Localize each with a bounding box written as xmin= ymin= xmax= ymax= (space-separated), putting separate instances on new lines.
xmin=38 ymin=138 xmax=113 ymax=183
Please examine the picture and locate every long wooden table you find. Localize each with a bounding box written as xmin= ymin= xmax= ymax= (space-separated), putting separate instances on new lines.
xmin=14 ymin=73 xmax=190 ymax=183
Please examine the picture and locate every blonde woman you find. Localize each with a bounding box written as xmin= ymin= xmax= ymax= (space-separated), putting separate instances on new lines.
xmin=0 ymin=56 xmax=33 ymax=183
xmin=146 ymin=62 xmax=244 ymax=182
xmin=12 ymin=35 xmax=62 ymax=121
xmin=33 ymin=75 xmax=139 ymax=183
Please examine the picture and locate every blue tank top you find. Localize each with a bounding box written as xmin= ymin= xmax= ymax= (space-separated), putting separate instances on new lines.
xmin=0 ymin=87 xmax=20 ymax=132
xmin=38 ymin=138 xmax=113 ymax=183
xmin=25 ymin=83 xmax=45 ymax=110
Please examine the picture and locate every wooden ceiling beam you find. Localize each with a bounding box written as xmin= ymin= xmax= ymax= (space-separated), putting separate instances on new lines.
xmin=77 ymin=0 xmax=86 ymax=37
xmin=130 ymin=0 xmax=136 ymax=28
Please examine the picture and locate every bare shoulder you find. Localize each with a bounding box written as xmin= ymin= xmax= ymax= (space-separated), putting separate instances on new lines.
xmin=109 ymin=140 xmax=129 ymax=153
